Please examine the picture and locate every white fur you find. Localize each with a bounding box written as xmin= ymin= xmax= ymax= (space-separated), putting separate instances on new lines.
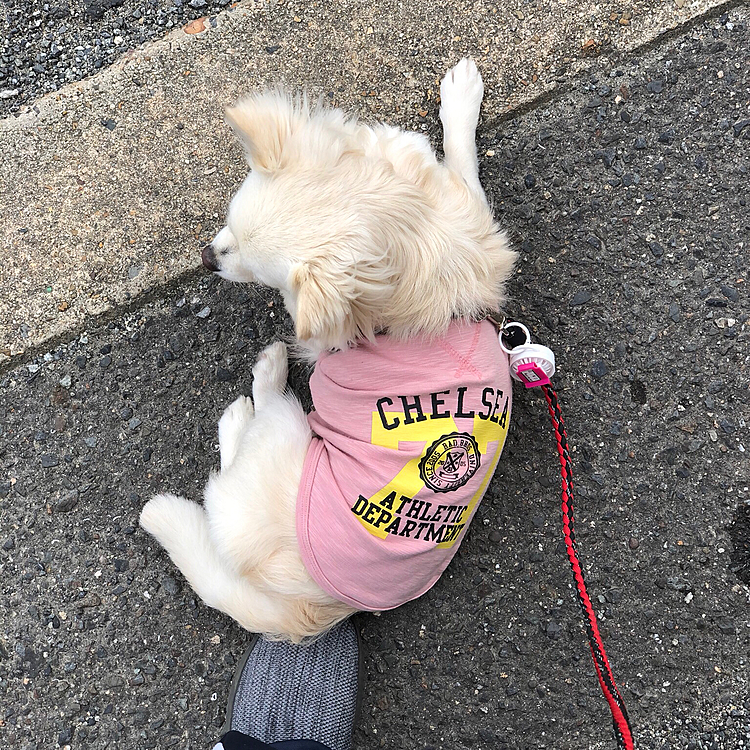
xmin=140 ymin=60 xmax=517 ymax=641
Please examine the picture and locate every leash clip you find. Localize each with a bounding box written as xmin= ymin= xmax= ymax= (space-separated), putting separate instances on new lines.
xmin=497 ymin=321 xmax=556 ymax=389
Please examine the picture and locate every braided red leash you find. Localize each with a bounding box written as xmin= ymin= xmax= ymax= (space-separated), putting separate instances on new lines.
xmin=541 ymin=385 xmax=634 ymax=750
xmin=493 ymin=317 xmax=634 ymax=746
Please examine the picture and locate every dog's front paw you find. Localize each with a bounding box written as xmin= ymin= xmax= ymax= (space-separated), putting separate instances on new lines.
xmin=440 ymin=58 xmax=484 ymax=129
xmin=252 ymin=341 xmax=288 ymax=399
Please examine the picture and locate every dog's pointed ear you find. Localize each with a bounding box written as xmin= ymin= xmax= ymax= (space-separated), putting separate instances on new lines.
xmin=289 ymin=260 xmax=354 ymax=347
xmin=225 ymin=92 xmax=307 ymax=173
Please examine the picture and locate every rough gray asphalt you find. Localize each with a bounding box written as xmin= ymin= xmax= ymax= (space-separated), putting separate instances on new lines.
xmin=1 ymin=7 xmax=749 ymax=750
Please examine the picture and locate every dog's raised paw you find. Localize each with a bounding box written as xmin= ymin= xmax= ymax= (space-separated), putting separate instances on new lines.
xmin=252 ymin=341 xmax=288 ymax=394
xmin=440 ymin=58 xmax=484 ymax=129
xmin=218 ymin=395 xmax=255 ymax=469
xmin=219 ymin=395 xmax=255 ymax=436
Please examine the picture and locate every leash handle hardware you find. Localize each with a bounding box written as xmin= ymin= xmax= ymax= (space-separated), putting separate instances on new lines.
xmin=498 ymin=320 xmax=531 ymax=352
xmin=497 ymin=320 xmax=556 ymax=388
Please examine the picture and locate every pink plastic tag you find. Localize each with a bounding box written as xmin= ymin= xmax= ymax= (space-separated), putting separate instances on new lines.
xmin=516 ymin=362 xmax=551 ymax=388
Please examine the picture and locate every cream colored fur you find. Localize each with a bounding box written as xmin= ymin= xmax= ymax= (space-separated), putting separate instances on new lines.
xmin=140 ymin=59 xmax=517 ymax=641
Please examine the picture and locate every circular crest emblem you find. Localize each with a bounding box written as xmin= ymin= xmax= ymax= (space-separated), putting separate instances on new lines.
xmin=419 ymin=432 xmax=481 ymax=493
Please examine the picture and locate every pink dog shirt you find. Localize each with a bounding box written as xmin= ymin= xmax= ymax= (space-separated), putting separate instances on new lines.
xmin=297 ymin=319 xmax=512 ymax=610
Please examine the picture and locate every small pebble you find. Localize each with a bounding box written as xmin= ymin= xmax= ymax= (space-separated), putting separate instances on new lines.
xmin=591 ymin=360 xmax=608 ymax=379
xmin=658 ymin=128 xmax=676 ymax=144
xmin=720 ymin=284 xmax=739 ymax=302
xmin=161 ymin=576 xmax=180 ymax=595
xmin=570 ymin=290 xmax=592 ymax=306
xmin=55 ymin=490 xmax=79 ymax=513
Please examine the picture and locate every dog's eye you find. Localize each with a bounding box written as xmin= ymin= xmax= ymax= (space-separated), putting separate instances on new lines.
xmin=220 ymin=249 xmax=231 ymax=256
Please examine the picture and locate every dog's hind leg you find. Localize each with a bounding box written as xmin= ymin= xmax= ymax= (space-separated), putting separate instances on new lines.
xmin=439 ymin=58 xmax=487 ymax=202
xmin=251 ymin=341 xmax=289 ymax=411
xmin=139 ymin=493 xmax=290 ymax=635
xmin=218 ymin=395 xmax=255 ymax=471
xmin=204 ymin=389 xmax=311 ymax=578
xmin=217 ymin=339 xmax=288 ymax=471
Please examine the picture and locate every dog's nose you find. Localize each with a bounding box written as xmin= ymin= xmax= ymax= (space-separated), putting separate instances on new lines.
xmin=201 ymin=244 xmax=220 ymax=272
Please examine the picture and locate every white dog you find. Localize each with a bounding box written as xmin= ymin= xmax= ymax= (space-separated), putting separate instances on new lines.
xmin=140 ymin=59 xmax=517 ymax=641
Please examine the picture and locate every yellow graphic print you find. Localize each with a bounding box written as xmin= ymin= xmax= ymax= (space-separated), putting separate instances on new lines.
xmin=352 ymin=407 xmax=509 ymax=547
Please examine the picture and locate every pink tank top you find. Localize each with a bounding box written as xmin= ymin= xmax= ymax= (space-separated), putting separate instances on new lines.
xmin=297 ymin=320 xmax=512 ymax=610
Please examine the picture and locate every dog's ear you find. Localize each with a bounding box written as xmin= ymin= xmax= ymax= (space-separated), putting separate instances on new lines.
xmin=225 ymin=91 xmax=307 ymax=173
xmin=289 ymin=259 xmax=354 ymax=346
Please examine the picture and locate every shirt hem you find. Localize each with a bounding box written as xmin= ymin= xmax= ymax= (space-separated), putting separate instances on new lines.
xmin=297 ymin=441 xmax=446 ymax=611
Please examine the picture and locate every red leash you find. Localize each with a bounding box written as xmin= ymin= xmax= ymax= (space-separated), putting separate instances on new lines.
xmin=541 ymin=385 xmax=634 ymax=750
xmin=498 ymin=320 xmax=634 ymax=749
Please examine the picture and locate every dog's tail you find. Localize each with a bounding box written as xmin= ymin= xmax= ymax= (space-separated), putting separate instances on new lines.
xmin=139 ymin=493 xmax=348 ymax=641
xmin=139 ymin=494 xmax=288 ymax=629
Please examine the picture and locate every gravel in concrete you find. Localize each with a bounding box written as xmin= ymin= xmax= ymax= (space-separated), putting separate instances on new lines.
xmin=1 ymin=6 xmax=749 ymax=750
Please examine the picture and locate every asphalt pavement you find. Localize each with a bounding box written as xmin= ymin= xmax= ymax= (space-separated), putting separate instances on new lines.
xmin=1 ymin=5 xmax=749 ymax=750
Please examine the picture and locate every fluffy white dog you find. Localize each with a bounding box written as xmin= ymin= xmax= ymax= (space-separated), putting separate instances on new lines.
xmin=140 ymin=59 xmax=516 ymax=641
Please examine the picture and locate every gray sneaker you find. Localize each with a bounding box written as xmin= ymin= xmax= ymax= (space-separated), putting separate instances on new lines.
xmin=220 ymin=619 xmax=363 ymax=750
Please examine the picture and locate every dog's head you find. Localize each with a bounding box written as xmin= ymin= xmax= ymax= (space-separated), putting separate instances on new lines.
xmin=203 ymin=90 xmax=516 ymax=353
